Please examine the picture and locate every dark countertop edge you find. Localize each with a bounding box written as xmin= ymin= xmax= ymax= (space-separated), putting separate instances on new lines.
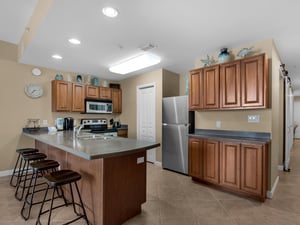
xmin=89 ymin=143 xmax=160 ymax=159
xmin=188 ymin=129 xmax=271 ymax=144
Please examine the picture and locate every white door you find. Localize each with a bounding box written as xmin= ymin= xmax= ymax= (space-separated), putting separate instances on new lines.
xmin=285 ymin=77 xmax=294 ymax=171
xmin=137 ymin=84 xmax=156 ymax=163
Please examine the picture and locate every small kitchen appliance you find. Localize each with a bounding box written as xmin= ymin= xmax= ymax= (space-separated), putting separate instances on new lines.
xmin=63 ymin=117 xmax=74 ymax=130
xmin=85 ymin=98 xmax=113 ymax=114
xmin=56 ymin=118 xmax=64 ymax=131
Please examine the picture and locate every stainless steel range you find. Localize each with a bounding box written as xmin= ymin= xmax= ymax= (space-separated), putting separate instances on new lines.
xmin=80 ymin=118 xmax=118 ymax=136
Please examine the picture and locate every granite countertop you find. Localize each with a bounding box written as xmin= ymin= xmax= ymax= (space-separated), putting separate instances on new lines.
xmin=188 ymin=129 xmax=271 ymax=144
xmin=23 ymin=130 xmax=159 ymax=160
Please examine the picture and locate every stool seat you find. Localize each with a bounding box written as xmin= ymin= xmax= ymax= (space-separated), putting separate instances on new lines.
xmin=31 ymin=160 xmax=60 ymax=172
xmin=23 ymin=153 xmax=47 ymax=161
xmin=44 ymin=170 xmax=81 ymax=187
xmin=16 ymin=148 xmax=39 ymax=154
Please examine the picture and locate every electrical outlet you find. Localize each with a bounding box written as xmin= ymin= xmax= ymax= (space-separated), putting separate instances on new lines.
xmin=248 ymin=115 xmax=260 ymax=123
xmin=216 ymin=121 xmax=221 ymax=128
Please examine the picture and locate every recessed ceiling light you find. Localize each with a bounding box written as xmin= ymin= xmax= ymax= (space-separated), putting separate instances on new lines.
xmin=109 ymin=53 xmax=161 ymax=75
xmin=68 ymin=38 xmax=81 ymax=45
xmin=52 ymin=54 xmax=63 ymax=59
xmin=102 ymin=7 xmax=118 ymax=18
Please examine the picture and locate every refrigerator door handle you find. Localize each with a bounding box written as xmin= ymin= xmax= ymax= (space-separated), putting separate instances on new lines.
xmin=162 ymin=123 xmax=168 ymax=126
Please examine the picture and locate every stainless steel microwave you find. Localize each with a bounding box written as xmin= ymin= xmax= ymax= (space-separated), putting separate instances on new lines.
xmin=85 ymin=99 xmax=113 ymax=114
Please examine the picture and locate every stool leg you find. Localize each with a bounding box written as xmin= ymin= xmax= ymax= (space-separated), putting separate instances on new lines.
xmin=74 ymin=182 xmax=89 ymax=225
xmin=9 ymin=154 xmax=21 ymax=187
xmin=15 ymin=159 xmax=29 ymax=200
xmin=47 ymin=187 xmax=56 ymax=225
xmin=35 ymin=185 xmax=50 ymax=225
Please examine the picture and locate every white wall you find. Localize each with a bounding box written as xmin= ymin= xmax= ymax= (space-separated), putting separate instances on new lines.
xmin=294 ymin=96 xmax=300 ymax=138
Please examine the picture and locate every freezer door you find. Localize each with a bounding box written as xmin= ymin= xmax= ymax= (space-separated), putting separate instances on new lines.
xmin=162 ymin=96 xmax=188 ymax=124
xmin=162 ymin=123 xmax=188 ymax=174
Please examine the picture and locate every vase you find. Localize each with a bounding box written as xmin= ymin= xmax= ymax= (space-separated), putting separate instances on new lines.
xmin=218 ymin=48 xmax=231 ymax=63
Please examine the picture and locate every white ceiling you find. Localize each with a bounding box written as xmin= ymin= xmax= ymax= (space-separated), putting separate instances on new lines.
xmin=1 ymin=0 xmax=300 ymax=93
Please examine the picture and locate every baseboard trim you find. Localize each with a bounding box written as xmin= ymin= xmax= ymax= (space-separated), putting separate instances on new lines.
xmin=154 ymin=161 xmax=162 ymax=167
xmin=266 ymin=175 xmax=279 ymax=199
xmin=277 ymin=165 xmax=284 ymax=171
xmin=0 ymin=169 xmax=13 ymax=177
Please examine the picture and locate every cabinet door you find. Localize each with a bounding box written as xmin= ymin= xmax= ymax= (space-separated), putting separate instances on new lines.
xmin=188 ymin=138 xmax=203 ymax=179
xmin=220 ymin=142 xmax=240 ymax=190
xmin=52 ymin=80 xmax=72 ymax=112
xmin=240 ymin=143 xmax=264 ymax=196
xmin=241 ymin=54 xmax=268 ymax=108
xmin=72 ymin=83 xmax=85 ymax=112
xmin=99 ymin=87 xmax=112 ymax=99
xmin=220 ymin=61 xmax=241 ymax=108
xmin=86 ymin=85 xmax=99 ymax=98
xmin=112 ymin=88 xmax=122 ymax=113
xmin=203 ymin=65 xmax=219 ymax=109
xmin=189 ymin=69 xmax=203 ymax=110
xmin=203 ymin=139 xmax=219 ymax=184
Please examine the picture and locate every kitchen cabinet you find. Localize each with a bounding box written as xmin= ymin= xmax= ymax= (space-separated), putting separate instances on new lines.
xmin=99 ymin=87 xmax=112 ymax=99
xmin=112 ymin=88 xmax=122 ymax=113
xmin=203 ymin=139 xmax=219 ymax=184
xmin=220 ymin=142 xmax=240 ymax=190
xmin=189 ymin=69 xmax=203 ymax=110
xmin=241 ymin=54 xmax=269 ymax=108
xmin=52 ymin=80 xmax=72 ymax=112
xmin=220 ymin=61 xmax=241 ymax=108
xmin=240 ymin=143 xmax=266 ymax=196
xmin=188 ymin=137 xmax=268 ymax=201
xmin=188 ymin=138 xmax=203 ymax=179
xmin=72 ymin=83 xmax=85 ymax=112
xmin=203 ymin=65 xmax=219 ymax=109
xmin=189 ymin=53 xmax=269 ymax=111
xmin=86 ymin=85 xmax=99 ymax=98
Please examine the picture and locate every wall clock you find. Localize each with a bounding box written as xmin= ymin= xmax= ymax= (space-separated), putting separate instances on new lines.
xmin=24 ymin=84 xmax=44 ymax=98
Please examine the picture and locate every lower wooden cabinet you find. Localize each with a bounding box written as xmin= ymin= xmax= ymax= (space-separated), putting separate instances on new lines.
xmin=188 ymin=137 xmax=268 ymax=201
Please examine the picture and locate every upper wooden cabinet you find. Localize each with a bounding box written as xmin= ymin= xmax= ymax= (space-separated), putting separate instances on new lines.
xmin=72 ymin=83 xmax=85 ymax=112
xmin=99 ymin=87 xmax=112 ymax=99
xmin=112 ymin=88 xmax=122 ymax=113
xmin=203 ymin=65 xmax=219 ymax=109
xmin=241 ymin=54 xmax=269 ymax=108
xmin=86 ymin=85 xmax=99 ymax=98
xmin=220 ymin=61 xmax=241 ymax=108
xmin=52 ymin=81 xmax=85 ymax=112
xmin=189 ymin=69 xmax=203 ymax=110
xmin=52 ymin=80 xmax=72 ymax=112
xmin=189 ymin=53 xmax=269 ymax=110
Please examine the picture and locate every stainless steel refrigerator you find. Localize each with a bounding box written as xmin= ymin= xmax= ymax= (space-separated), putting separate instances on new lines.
xmin=162 ymin=96 xmax=194 ymax=174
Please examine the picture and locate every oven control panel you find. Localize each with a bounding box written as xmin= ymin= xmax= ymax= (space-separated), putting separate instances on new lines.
xmin=81 ymin=118 xmax=107 ymax=125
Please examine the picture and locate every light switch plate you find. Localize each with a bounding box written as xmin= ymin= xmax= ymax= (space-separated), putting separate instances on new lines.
xmin=216 ymin=121 xmax=221 ymax=128
xmin=248 ymin=115 xmax=260 ymax=123
xmin=137 ymin=157 xmax=144 ymax=164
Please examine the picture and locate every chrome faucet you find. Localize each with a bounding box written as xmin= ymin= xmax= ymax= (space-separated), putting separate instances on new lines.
xmin=74 ymin=124 xmax=85 ymax=137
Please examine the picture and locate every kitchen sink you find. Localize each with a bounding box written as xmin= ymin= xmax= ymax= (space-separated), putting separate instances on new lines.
xmin=76 ymin=133 xmax=113 ymax=140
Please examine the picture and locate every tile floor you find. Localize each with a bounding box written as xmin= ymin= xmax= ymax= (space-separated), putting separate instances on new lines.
xmin=2 ymin=141 xmax=300 ymax=225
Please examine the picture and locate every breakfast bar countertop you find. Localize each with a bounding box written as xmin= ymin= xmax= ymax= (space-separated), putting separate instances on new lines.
xmin=23 ymin=130 xmax=159 ymax=160
xmin=188 ymin=129 xmax=271 ymax=144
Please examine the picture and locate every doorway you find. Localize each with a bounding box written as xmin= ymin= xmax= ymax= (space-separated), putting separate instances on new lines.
xmin=137 ymin=83 xmax=156 ymax=163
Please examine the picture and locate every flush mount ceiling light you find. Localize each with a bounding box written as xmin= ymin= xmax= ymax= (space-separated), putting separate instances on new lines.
xmin=109 ymin=53 xmax=161 ymax=75
xmin=52 ymin=54 xmax=62 ymax=59
xmin=68 ymin=38 xmax=81 ymax=45
xmin=102 ymin=6 xmax=118 ymax=18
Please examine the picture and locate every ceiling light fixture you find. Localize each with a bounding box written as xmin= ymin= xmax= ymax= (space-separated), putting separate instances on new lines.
xmin=102 ymin=7 xmax=118 ymax=18
xmin=68 ymin=38 xmax=81 ymax=45
xmin=52 ymin=54 xmax=62 ymax=59
xmin=109 ymin=53 xmax=161 ymax=75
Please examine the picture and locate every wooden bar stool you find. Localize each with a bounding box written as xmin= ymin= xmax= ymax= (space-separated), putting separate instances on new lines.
xmin=15 ymin=153 xmax=47 ymax=201
xmin=36 ymin=170 xmax=90 ymax=225
xmin=21 ymin=160 xmax=61 ymax=220
xmin=10 ymin=148 xmax=39 ymax=187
